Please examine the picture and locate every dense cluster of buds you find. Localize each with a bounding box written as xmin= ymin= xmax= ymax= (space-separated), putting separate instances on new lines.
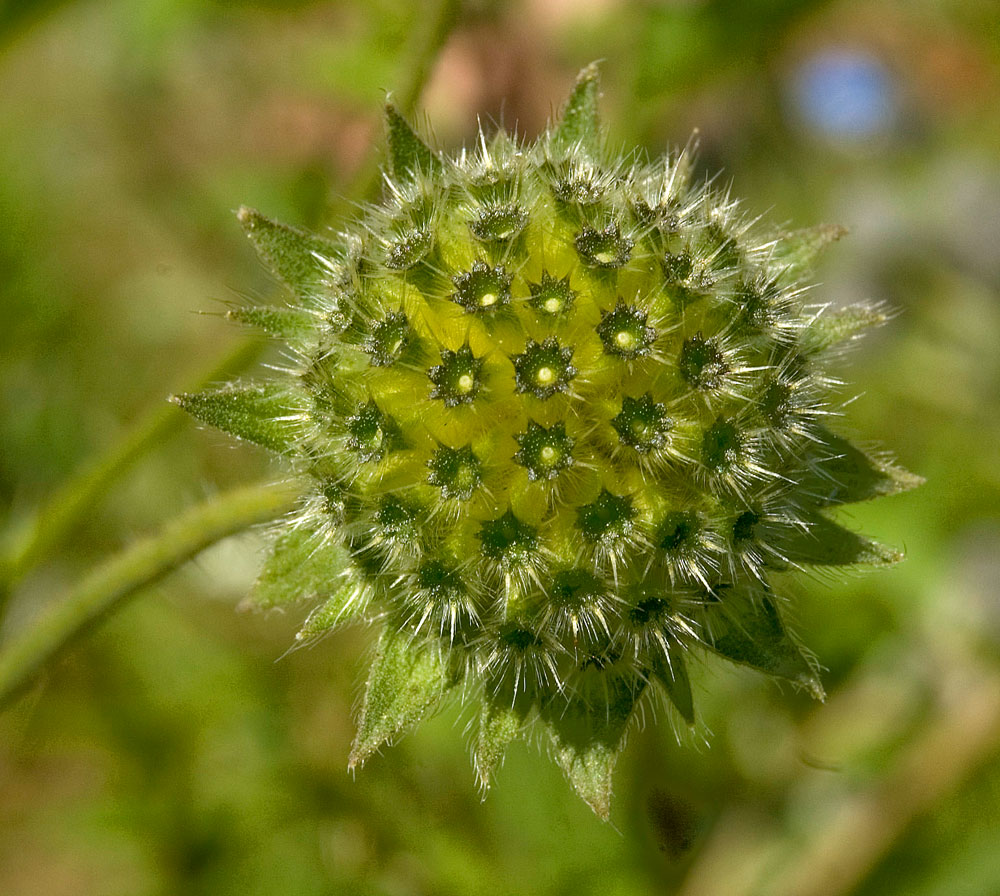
xmin=177 ymin=66 xmax=918 ymax=817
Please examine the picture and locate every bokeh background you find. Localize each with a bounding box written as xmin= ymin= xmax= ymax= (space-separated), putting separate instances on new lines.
xmin=2 ymin=1 xmax=999 ymax=893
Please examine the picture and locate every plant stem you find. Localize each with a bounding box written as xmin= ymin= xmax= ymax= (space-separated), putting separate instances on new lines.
xmin=0 ymin=479 xmax=300 ymax=708
xmin=0 ymin=1 xmax=462 ymax=608
xmin=0 ymin=337 xmax=265 ymax=609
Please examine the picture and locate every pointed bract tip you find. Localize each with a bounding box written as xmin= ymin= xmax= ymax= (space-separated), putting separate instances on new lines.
xmin=551 ymin=62 xmax=603 ymax=155
xmin=384 ymin=102 xmax=440 ymax=182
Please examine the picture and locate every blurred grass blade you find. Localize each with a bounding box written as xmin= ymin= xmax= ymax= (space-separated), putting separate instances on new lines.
xmin=0 ymin=337 xmax=264 ymax=600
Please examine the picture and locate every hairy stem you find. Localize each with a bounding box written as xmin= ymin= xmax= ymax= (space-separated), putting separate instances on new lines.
xmin=0 ymin=1 xmax=462 ymax=609
xmin=0 ymin=337 xmax=265 ymax=606
xmin=0 ymin=480 xmax=300 ymax=708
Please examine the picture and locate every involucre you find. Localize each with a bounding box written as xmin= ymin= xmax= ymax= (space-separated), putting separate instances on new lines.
xmin=176 ymin=65 xmax=920 ymax=818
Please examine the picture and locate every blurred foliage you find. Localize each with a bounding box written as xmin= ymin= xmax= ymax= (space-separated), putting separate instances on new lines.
xmin=1 ymin=0 xmax=999 ymax=894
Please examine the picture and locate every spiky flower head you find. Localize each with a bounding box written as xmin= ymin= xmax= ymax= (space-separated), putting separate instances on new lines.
xmin=176 ymin=65 xmax=920 ymax=818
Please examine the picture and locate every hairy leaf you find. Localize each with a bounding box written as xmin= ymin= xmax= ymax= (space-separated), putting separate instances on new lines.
xmin=544 ymin=672 xmax=643 ymax=819
xmin=173 ymin=384 xmax=305 ymax=455
xmin=349 ymin=629 xmax=459 ymax=768
xmin=778 ymin=513 xmax=902 ymax=567
xmin=227 ymin=305 xmax=316 ymax=341
xmin=252 ymin=527 xmax=349 ymax=610
xmin=703 ymin=589 xmax=823 ymax=699
xmin=774 ymin=223 xmax=847 ymax=276
xmin=237 ymin=206 xmax=342 ymax=303
xmin=802 ymin=427 xmax=924 ymax=507
xmin=801 ymin=303 xmax=889 ymax=354
xmin=650 ymin=647 xmax=695 ymax=725
xmin=550 ymin=62 xmax=601 ymax=156
xmin=474 ymin=699 xmax=525 ymax=791
xmin=384 ymin=103 xmax=441 ymax=182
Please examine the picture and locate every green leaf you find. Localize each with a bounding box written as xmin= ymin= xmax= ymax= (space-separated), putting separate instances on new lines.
xmin=649 ymin=648 xmax=695 ymax=725
xmin=237 ymin=206 xmax=342 ymax=303
xmin=384 ymin=102 xmax=441 ymax=182
xmin=801 ymin=427 xmax=924 ymax=508
xmin=550 ymin=62 xmax=601 ymax=157
xmin=544 ymin=672 xmax=644 ymax=819
xmin=172 ymin=383 xmax=305 ymax=455
xmin=703 ymin=588 xmax=824 ymax=699
xmin=349 ymin=628 xmax=459 ymax=769
xmin=777 ymin=513 xmax=902 ymax=568
xmin=775 ymin=223 xmax=847 ymax=276
xmin=473 ymin=699 xmax=525 ymax=791
xmin=227 ymin=305 xmax=317 ymax=341
xmin=252 ymin=526 xmax=350 ymax=611
xmin=801 ymin=303 xmax=889 ymax=354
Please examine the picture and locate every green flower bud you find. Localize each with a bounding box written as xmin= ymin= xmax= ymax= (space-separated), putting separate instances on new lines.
xmin=176 ymin=64 xmax=921 ymax=819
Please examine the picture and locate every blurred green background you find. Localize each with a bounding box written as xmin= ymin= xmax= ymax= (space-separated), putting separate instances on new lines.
xmin=2 ymin=0 xmax=999 ymax=893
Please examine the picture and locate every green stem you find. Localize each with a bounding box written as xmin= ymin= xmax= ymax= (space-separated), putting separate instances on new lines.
xmin=0 ymin=2 xmax=462 ymax=606
xmin=0 ymin=337 xmax=265 ymax=606
xmin=0 ymin=479 xmax=300 ymax=708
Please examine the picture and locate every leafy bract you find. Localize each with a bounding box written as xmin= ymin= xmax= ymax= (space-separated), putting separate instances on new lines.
xmin=172 ymin=384 xmax=305 ymax=455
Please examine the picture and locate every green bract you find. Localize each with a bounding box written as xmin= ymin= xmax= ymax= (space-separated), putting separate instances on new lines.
xmin=176 ymin=65 xmax=920 ymax=819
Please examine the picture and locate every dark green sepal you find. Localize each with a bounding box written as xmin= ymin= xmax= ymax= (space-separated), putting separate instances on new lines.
xmin=701 ymin=587 xmax=823 ymax=699
xmin=252 ymin=526 xmax=350 ymax=612
xmin=649 ymin=647 xmax=695 ymax=725
xmin=550 ymin=63 xmax=601 ymax=157
xmin=237 ymin=206 xmax=342 ymax=303
xmin=384 ymin=102 xmax=442 ymax=183
xmin=173 ymin=384 xmax=304 ymax=455
xmin=776 ymin=513 xmax=902 ymax=567
xmin=801 ymin=426 xmax=923 ymax=507
xmin=543 ymin=670 xmax=644 ymax=819
xmin=349 ymin=627 xmax=460 ymax=769
xmin=774 ymin=223 xmax=848 ymax=276
xmin=474 ymin=698 xmax=528 ymax=791
xmin=801 ymin=304 xmax=889 ymax=354
xmin=227 ymin=305 xmax=317 ymax=341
